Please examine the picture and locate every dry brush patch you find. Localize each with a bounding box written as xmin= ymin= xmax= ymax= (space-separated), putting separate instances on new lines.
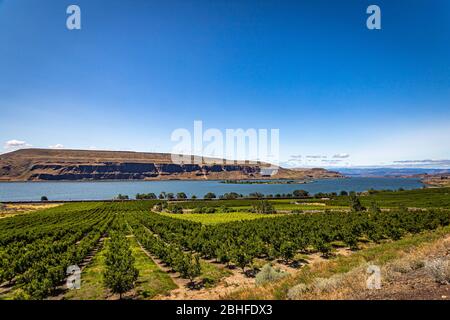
xmin=225 ymin=226 xmax=450 ymax=300
xmin=297 ymin=231 xmax=450 ymax=300
xmin=0 ymin=203 xmax=62 ymax=219
xmin=424 ymin=259 xmax=450 ymax=285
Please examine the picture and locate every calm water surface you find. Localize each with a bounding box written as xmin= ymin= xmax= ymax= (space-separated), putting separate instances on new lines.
xmin=0 ymin=178 xmax=424 ymax=201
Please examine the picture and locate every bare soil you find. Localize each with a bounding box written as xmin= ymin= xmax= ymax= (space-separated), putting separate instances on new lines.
xmin=359 ymin=267 xmax=450 ymax=300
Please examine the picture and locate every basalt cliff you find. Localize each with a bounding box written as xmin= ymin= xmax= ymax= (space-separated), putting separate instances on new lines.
xmin=0 ymin=149 xmax=343 ymax=182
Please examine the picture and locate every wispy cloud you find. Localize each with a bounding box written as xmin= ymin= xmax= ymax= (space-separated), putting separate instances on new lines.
xmin=393 ymin=159 xmax=450 ymax=167
xmin=4 ymin=139 xmax=32 ymax=150
xmin=49 ymin=144 xmax=65 ymax=149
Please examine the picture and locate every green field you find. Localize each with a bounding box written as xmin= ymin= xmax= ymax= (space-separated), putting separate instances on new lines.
xmin=159 ymin=211 xmax=283 ymax=224
xmin=323 ymin=187 xmax=450 ymax=208
xmin=165 ymin=188 xmax=450 ymax=211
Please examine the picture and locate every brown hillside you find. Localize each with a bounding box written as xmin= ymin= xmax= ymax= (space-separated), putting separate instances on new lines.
xmin=0 ymin=149 xmax=343 ymax=182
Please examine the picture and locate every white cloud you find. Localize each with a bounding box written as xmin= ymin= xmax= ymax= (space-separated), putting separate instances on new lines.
xmin=333 ymin=153 xmax=350 ymax=159
xmin=49 ymin=144 xmax=65 ymax=149
xmin=392 ymin=159 xmax=450 ymax=168
xmin=4 ymin=139 xmax=32 ymax=149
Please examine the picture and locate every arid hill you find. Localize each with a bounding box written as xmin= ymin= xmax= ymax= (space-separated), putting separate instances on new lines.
xmin=0 ymin=149 xmax=343 ymax=182
xmin=412 ymin=173 xmax=450 ymax=187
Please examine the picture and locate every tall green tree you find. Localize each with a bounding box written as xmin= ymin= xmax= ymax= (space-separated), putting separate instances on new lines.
xmin=252 ymin=200 xmax=276 ymax=214
xmin=293 ymin=190 xmax=309 ymax=198
xmin=280 ymin=241 xmax=295 ymax=263
xmin=103 ymin=232 xmax=139 ymax=299
xmin=369 ymin=201 xmax=381 ymax=214
xmin=349 ymin=195 xmax=365 ymax=212
xmin=204 ymin=192 xmax=217 ymax=199
xmin=186 ymin=254 xmax=201 ymax=284
xmin=177 ymin=192 xmax=187 ymax=199
xmin=232 ymin=249 xmax=252 ymax=273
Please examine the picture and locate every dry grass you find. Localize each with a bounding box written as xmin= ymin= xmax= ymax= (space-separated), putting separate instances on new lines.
xmin=225 ymin=226 xmax=450 ymax=300
xmin=0 ymin=203 xmax=62 ymax=218
xmin=287 ymin=283 xmax=309 ymax=299
xmin=302 ymin=232 xmax=450 ymax=299
xmin=286 ymin=234 xmax=449 ymax=300
xmin=387 ymin=259 xmax=413 ymax=274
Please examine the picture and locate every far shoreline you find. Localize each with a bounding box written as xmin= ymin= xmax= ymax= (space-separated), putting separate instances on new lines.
xmin=0 ymin=177 xmax=346 ymax=183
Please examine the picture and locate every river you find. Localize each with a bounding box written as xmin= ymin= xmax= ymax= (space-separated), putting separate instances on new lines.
xmin=0 ymin=178 xmax=424 ymax=201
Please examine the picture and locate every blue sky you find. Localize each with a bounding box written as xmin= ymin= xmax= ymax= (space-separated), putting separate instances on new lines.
xmin=0 ymin=0 xmax=449 ymax=167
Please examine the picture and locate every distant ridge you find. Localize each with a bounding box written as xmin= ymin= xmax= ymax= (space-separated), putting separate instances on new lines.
xmin=334 ymin=167 xmax=450 ymax=178
xmin=0 ymin=149 xmax=343 ymax=182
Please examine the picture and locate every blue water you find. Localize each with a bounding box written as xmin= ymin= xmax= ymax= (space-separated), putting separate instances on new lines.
xmin=0 ymin=178 xmax=424 ymax=202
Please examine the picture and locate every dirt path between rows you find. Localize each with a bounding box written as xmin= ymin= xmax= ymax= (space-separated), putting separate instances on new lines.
xmin=154 ymin=250 xmax=345 ymax=300
xmin=134 ymin=238 xmax=191 ymax=289
xmin=156 ymin=266 xmax=254 ymax=300
xmin=134 ymin=239 xmax=256 ymax=300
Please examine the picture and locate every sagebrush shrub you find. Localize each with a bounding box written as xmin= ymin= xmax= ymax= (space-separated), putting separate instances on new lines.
xmin=409 ymin=258 xmax=425 ymax=270
xmin=425 ymin=258 xmax=450 ymax=284
xmin=287 ymin=283 xmax=309 ymax=300
xmin=255 ymin=264 xmax=287 ymax=286
xmin=311 ymin=275 xmax=343 ymax=293
xmin=390 ymin=260 xmax=412 ymax=274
